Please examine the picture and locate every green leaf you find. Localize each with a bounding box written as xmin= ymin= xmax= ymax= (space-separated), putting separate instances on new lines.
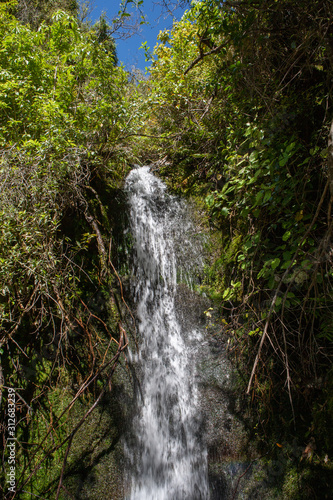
xmin=249 ymin=151 xmax=258 ymax=162
xmin=263 ymin=190 xmax=272 ymax=203
xmin=275 ymin=297 xmax=282 ymax=307
xmin=279 ymin=156 xmax=288 ymax=167
xmin=248 ymin=327 xmax=261 ymax=336
xmin=205 ymin=194 xmax=215 ymax=207
xmin=282 ymin=230 xmax=291 ymax=241
xmin=254 ymin=190 xmax=263 ymax=206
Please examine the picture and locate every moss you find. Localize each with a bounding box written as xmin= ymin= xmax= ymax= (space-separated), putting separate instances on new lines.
xmin=62 ymin=390 xmax=127 ymax=500
xmin=281 ymin=466 xmax=301 ymax=499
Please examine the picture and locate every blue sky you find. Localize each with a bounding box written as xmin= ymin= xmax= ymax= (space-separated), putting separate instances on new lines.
xmin=89 ymin=1 xmax=187 ymax=72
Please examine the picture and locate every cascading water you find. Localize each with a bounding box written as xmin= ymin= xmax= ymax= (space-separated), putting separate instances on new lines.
xmin=125 ymin=166 xmax=209 ymax=500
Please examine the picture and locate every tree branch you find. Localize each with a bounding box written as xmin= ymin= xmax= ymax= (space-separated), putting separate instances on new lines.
xmin=327 ymin=120 xmax=333 ymax=197
xmin=184 ymin=41 xmax=228 ymax=75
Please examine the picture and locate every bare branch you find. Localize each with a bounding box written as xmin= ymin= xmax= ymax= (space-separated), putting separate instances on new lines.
xmin=184 ymin=41 xmax=229 ymax=75
xmin=327 ymin=120 xmax=333 ymax=197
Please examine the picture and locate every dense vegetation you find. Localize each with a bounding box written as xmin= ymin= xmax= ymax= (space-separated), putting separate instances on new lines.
xmin=0 ymin=1 xmax=138 ymax=497
xmin=139 ymin=0 xmax=333 ymax=495
xmin=0 ymin=0 xmax=332 ymax=498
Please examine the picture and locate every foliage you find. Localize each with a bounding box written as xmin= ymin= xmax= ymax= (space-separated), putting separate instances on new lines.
xmin=0 ymin=3 xmax=136 ymax=497
xmin=10 ymin=0 xmax=79 ymax=27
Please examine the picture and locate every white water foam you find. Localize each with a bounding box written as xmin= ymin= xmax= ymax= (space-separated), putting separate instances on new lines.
xmin=125 ymin=166 xmax=208 ymax=500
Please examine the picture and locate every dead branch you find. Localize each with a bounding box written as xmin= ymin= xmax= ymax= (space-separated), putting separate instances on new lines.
xmin=0 ymin=363 xmax=3 ymax=409
xmin=231 ymin=452 xmax=269 ymax=500
xmin=2 ymin=386 xmax=33 ymax=414
xmin=327 ymin=120 xmax=333 ymax=197
xmin=77 ymin=297 xmax=117 ymax=344
xmin=84 ymin=212 xmax=107 ymax=276
xmin=55 ymin=433 xmax=74 ymax=500
xmin=200 ymin=93 xmax=216 ymax=121
xmin=108 ymin=238 xmax=138 ymax=351
xmin=84 ymin=185 xmax=107 ymax=222
xmin=117 ymin=132 xmax=181 ymax=140
xmin=0 ymin=284 xmax=39 ymax=348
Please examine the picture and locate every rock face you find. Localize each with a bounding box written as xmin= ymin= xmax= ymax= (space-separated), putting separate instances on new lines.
xmin=60 ymin=282 xmax=276 ymax=500
xmin=175 ymin=285 xmax=252 ymax=500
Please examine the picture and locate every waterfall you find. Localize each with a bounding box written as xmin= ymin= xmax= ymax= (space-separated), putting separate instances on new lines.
xmin=125 ymin=166 xmax=208 ymax=500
